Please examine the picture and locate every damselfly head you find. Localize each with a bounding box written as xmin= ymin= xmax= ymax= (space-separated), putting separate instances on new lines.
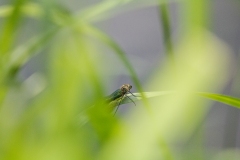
xmin=120 ymin=84 xmax=132 ymax=94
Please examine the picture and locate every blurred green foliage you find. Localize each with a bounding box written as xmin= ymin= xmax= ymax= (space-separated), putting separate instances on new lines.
xmin=0 ymin=0 xmax=239 ymax=160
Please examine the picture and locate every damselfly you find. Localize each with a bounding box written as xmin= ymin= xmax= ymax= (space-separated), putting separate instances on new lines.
xmin=105 ymin=84 xmax=137 ymax=115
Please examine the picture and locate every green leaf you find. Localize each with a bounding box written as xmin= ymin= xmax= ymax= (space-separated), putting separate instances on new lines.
xmin=107 ymin=91 xmax=175 ymax=109
xmin=198 ymin=92 xmax=240 ymax=109
xmin=113 ymin=91 xmax=240 ymax=109
xmin=122 ymin=91 xmax=175 ymax=104
xmin=0 ymin=0 xmax=26 ymax=54
xmin=77 ymin=0 xmax=173 ymax=23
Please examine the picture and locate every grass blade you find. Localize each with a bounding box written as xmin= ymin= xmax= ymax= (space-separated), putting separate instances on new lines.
xmin=114 ymin=91 xmax=240 ymax=110
xmin=158 ymin=2 xmax=173 ymax=61
xmin=198 ymin=92 xmax=240 ymax=109
xmin=77 ymin=0 xmax=175 ymax=23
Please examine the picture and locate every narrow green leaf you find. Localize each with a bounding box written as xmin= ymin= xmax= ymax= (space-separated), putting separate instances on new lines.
xmin=107 ymin=91 xmax=175 ymax=109
xmin=122 ymin=91 xmax=175 ymax=104
xmin=112 ymin=91 xmax=240 ymax=110
xmin=198 ymin=92 xmax=240 ymax=109
xmin=158 ymin=2 xmax=174 ymax=61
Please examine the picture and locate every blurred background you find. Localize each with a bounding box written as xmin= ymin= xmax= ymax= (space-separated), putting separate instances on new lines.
xmin=0 ymin=0 xmax=240 ymax=159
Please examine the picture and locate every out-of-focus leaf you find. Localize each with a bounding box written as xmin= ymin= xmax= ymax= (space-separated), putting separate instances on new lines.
xmin=6 ymin=28 xmax=58 ymax=78
xmin=0 ymin=0 xmax=26 ymax=54
xmin=0 ymin=2 xmax=44 ymax=19
xmin=159 ymin=2 xmax=173 ymax=62
xmin=77 ymin=0 xmax=175 ymax=23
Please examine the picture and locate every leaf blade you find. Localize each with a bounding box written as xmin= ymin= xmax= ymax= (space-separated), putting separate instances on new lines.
xmin=198 ymin=92 xmax=240 ymax=109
